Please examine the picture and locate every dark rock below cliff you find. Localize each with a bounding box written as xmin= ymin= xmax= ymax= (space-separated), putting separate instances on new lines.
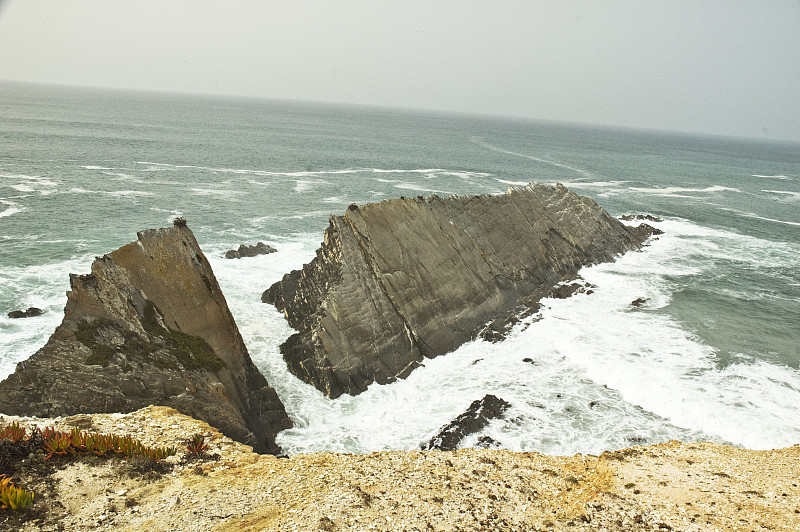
xmin=263 ymin=182 xmax=655 ymax=398
xmin=0 ymin=223 xmax=291 ymax=454
xmin=224 ymin=242 xmax=277 ymax=259
xmin=621 ymin=214 xmax=662 ymax=223
xmin=7 ymin=307 xmax=44 ymax=319
xmin=423 ymin=394 xmax=512 ymax=451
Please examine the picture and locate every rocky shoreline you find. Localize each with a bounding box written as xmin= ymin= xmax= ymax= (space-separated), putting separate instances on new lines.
xmin=1 ymin=407 xmax=798 ymax=531
xmin=2 ymin=184 xmax=796 ymax=530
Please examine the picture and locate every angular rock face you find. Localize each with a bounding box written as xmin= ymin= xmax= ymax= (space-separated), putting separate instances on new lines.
xmin=0 ymin=222 xmax=291 ymax=454
xmin=263 ymin=182 xmax=651 ymax=398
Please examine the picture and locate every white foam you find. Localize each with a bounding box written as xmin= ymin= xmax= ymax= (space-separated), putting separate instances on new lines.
xmin=0 ymin=256 xmax=92 ymax=379
xmin=0 ymin=200 xmax=23 ymax=219
xmin=0 ymin=173 xmax=59 ymax=188
xmin=293 ymin=180 xmax=320 ymax=194
xmin=763 ymin=190 xmax=800 ymax=200
xmin=495 ymin=179 xmax=529 ymax=187
xmin=64 ymin=188 xmax=154 ymax=198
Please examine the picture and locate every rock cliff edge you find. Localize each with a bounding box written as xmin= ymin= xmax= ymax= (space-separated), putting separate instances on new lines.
xmin=264 ymin=182 xmax=654 ymax=398
xmin=0 ymin=221 xmax=291 ymax=454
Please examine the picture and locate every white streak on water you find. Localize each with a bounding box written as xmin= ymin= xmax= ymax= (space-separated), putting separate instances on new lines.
xmin=0 ymin=200 xmax=23 ymax=218
xmin=753 ymin=174 xmax=794 ymax=180
xmin=471 ymin=137 xmax=594 ymax=178
xmin=718 ymin=207 xmax=800 ymax=227
xmin=629 ymin=185 xmax=741 ymax=195
xmin=393 ymin=183 xmax=451 ymax=194
xmin=762 ymin=190 xmax=800 ymax=201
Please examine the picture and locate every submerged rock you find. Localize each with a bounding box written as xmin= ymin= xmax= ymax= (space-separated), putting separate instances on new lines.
xmin=224 ymin=242 xmax=277 ymax=259
xmin=264 ymin=182 xmax=654 ymax=398
xmin=7 ymin=307 xmax=44 ymax=319
xmin=0 ymin=221 xmax=291 ymax=454
xmin=423 ymin=394 xmax=512 ymax=451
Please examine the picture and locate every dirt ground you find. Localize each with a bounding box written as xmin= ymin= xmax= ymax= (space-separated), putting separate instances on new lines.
xmin=2 ymin=406 xmax=798 ymax=531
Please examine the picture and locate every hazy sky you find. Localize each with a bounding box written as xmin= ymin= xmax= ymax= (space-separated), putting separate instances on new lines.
xmin=1 ymin=0 xmax=799 ymax=141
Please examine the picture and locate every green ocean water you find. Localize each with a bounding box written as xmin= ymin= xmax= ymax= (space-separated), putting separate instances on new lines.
xmin=1 ymin=82 xmax=798 ymax=454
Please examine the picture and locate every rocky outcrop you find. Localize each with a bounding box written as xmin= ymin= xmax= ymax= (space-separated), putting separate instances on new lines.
xmin=0 ymin=221 xmax=291 ymax=454
xmin=263 ymin=182 xmax=652 ymax=398
xmin=423 ymin=394 xmax=511 ymax=451
xmin=224 ymin=242 xmax=277 ymax=259
xmin=7 ymin=307 xmax=44 ymax=319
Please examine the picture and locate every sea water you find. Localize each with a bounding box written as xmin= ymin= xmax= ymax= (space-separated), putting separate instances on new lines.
xmin=1 ymin=82 xmax=798 ymax=454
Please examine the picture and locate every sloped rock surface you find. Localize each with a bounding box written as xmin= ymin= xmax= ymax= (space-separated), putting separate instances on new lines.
xmin=264 ymin=182 xmax=651 ymax=398
xmin=0 ymin=222 xmax=291 ymax=454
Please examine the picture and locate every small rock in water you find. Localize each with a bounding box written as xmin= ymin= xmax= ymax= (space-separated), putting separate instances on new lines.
xmin=630 ymin=297 xmax=649 ymax=308
xmin=423 ymin=394 xmax=511 ymax=451
xmin=620 ymin=214 xmax=663 ymax=223
xmin=7 ymin=307 xmax=44 ymax=319
xmin=224 ymin=242 xmax=276 ymax=259
xmin=476 ymin=435 xmax=502 ymax=448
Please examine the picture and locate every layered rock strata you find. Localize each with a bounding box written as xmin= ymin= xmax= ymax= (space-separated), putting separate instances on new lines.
xmin=0 ymin=221 xmax=291 ymax=454
xmin=264 ymin=182 xmax=654 ymax=398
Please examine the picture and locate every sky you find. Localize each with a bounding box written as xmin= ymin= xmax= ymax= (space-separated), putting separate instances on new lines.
xmin=1 ymin=0 xmax=799 ymax=141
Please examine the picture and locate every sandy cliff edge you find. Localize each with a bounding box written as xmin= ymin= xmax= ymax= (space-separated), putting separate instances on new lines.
xmin=1 ymin=407 xmax=797 ymax=532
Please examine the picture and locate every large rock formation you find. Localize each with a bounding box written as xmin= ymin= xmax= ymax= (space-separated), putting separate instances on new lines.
xmin=0 ymin=221 xmax=291 ymax=454
xmin=263 ymin=182 xmax=655 ymax=398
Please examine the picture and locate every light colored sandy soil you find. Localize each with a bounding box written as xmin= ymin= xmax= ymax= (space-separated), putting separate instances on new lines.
xmin=2 ymin=406 xmax=798 ymax=531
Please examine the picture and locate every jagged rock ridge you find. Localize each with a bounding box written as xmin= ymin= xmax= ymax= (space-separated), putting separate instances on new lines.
xmin=264 ymin=182 xmax=655 ymax=399
xmin=0 ymin=222 xmax=291 ymax=454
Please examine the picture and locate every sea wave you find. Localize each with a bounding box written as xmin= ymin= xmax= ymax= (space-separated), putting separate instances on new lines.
xmin=762 ymin=189 xmax=800 ymax=201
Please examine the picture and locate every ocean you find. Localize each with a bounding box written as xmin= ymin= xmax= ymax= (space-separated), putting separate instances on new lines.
xmin=1 ymin=81 xmax=798 ymax=455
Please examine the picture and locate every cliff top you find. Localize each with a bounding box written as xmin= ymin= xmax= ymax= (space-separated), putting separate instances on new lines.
xmin=2 ymin=407 xmax=797 ymax=531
